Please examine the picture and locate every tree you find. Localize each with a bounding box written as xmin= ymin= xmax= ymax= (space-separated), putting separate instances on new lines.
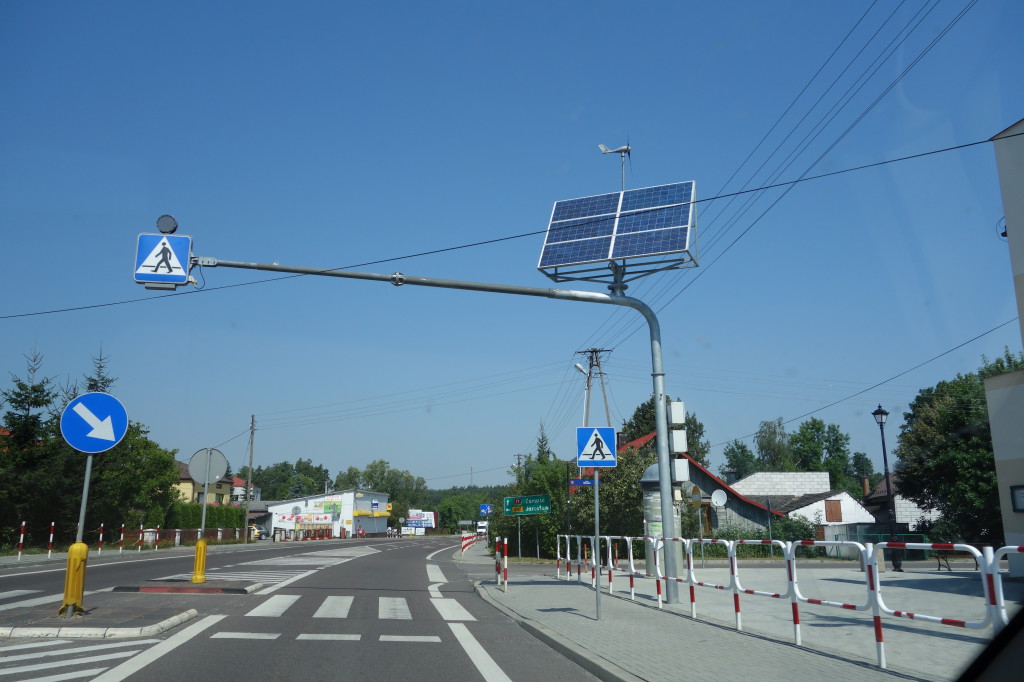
xmin=88 ymin=422 xmax=180 ymax=530
xmin=0 ymin=350 xmax=74 ymax=542
xmin=683 ymin=412 xmax=711 ymax=467
xmin=789 ymin=418 xmax=853 ymax=491
xmin=334 ymin=466 xmax=362 ymax=490
xmin=754 ymin=418 xmax=794 ymax=470
xmin=894 ymin=350 xmax=1024 ymax=543
xmin=618 ymin=396 xmax=708 ymax=465
xmin=719 ymin=440 xmax=758 ymax=480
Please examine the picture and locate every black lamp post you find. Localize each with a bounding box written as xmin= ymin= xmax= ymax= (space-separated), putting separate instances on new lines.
xmin=872 ymin=405 xmax=903 ymax=571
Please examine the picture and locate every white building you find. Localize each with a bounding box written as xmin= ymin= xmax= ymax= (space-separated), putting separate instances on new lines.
xmin=266 ymin=489 xmax=390 ymax=539
xmin=730 ymin=471 xmax=831 ymax=498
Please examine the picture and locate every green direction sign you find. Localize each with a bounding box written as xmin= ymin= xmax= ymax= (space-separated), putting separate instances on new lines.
xmin=504 ymin=494 xmax=551 ymax=516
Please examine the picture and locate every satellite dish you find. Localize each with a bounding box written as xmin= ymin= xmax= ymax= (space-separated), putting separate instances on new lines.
xmin=711 ymin=489 xmax=727 ymax=507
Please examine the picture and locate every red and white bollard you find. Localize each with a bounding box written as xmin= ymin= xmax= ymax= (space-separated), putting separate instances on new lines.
xmin=119 ymin=523 xmax=125 ymax=553
xmin=98 ymin=523 xmax=105 ymax=555
xmin=138 ymin=524 xmax=143 ymax=552
xmin=155 ymin=525 xmax=160 ymax=550
xmin=17 ymin=521 xmax=25 ymax=561
xmin=48 ymin=521 xmax=55 ymax=559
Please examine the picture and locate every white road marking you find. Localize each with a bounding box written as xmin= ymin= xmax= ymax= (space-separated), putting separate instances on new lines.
xmin=449 ymin=623 xmax=512 ymax=682
xmin=210 ymin=632 xmax=280 ymax=640
xmin=0 ymin=590 xmax=38 ymax=600
xmin=245 ymin=594 xmax=300 ymax=617
xmin=426 ymin=544 xmax=459 ymax=561
xmin=3 ymin=651 xmax=136 ymax=676
xmin=430 ymin=598 xmax=476 ymax=621
xmin=256 ymin=569 xmax=318 ymax=595
xmin=23 ymin=668 xmax=108 ymax=681
xmin=426 ymin=564 xmax=446 ymax=584
xmin=0 ymin=639 xmax=159 ymax=663
xmin=92 ymin=615 xmax=226 ymax=682
xmin=380 ymin=635 xmax=441 ymax=642
xmin=313 ymin=596 xmax=354 ymax=619
xmin=296 ymin=634 xmax=361 ymax=641
xmin=378 ymin=597 xmax=412 ymax=620
xmin=428 ymin=583 xmax=444 ymax=598
xmin=0 ymin=639 xmax=70 ymax=651
xmin=0 ymin=590 xmax=105 ymax=611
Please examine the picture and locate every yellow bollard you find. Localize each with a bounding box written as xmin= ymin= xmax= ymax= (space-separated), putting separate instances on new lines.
xmin=58 ymin=541 xmax=89 ymax=617
xmin=191 ymin=538 xmax=207 ymax=583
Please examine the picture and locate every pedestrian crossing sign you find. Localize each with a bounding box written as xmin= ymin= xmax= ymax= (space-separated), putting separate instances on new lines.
xmin=577 ymin=427 xmax=617 ymax=467
xmin=134 ymin=233 xmax=192 ymax=286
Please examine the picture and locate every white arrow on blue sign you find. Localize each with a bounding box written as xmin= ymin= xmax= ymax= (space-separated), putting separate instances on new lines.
xmin=60 ymin=393 xmax=129 ymax=454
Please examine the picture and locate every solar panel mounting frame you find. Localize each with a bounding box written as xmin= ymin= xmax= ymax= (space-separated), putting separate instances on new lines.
xmin=537 ymin=181 xmax=698 ymax=284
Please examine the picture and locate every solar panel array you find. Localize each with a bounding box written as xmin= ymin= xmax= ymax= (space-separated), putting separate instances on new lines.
xmin=538 ymin=181 xmax=695 ymax=273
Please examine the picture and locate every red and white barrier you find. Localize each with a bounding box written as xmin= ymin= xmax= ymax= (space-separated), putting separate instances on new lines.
xmin=47 ymin=521 xmax=55 ymax=559
xmin=97 ymin=523 xmax=105 ymax=555
xmin=461 ymin=533 xmax=476 ymax=556
xmin=118 ymin=523 xmax=125 ymax=553
xmin=17 ymin=521 xmax=25 ymax=561
xmin=557 ymin=533 xmax=1024 ymax=670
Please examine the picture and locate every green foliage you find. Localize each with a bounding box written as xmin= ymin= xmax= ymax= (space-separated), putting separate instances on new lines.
xmin=617 ymin=397 xmax=710 ymax=466
xmin=894 ymin=349 xmax=1024 ymax=543
xmin=754 ymin=417 xmax=794 ymax=470
xmin=165 ymin=502 xmax=246 ymax=529
xmin=719 ymin=440 xmax=757 ymax=480
xmin=0 ymin=350 xmax=186 ymax=547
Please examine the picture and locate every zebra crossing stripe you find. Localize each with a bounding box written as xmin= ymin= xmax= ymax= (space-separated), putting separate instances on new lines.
xmin=380 ymin=635 xmax=441 ymax=643
xmin=378 ymin=597 xmax=412 ymax=620
xmin=313 ymin=596 xmax=354 ymax=619
xmin=246 ymin=595 xmax=300 ymax=617
xmin=297 ymin=634 xmax=361 ymax=641
xmin=430 ymin=598 xmax=475 ymax=622
xmin=211 ymin=632 xmax=280 ymax=640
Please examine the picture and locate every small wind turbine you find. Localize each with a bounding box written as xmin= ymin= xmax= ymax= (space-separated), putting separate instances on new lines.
xmin=598 ymin=139 xmax=631 ymax=191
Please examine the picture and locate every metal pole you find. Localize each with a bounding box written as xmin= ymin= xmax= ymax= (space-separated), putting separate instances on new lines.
xmin=879 ymin=420 xmax=902 ymax=571
xmin=581 ymin=360 xmax=601 ymax=620
xmin=197 ymin=256 xmax=683 ymax=603
xmin=517 ymin=517 xmax=521 ymax=558
xmin=75 ymin=454 xmax=93 ymax=543
xmin=200 ymin=449 xmax=211 ymax=539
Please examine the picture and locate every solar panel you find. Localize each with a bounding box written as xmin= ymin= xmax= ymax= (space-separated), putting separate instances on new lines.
xmin=538 ymin=181 xmax=696 ymax=280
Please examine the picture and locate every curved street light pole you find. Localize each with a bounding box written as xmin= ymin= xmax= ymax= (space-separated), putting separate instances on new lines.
xmin=872 ymin=405 xmax=902 ymax=572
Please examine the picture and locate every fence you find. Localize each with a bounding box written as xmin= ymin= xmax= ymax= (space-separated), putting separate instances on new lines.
xmin=557 ymin=533 xmax=1024 ymax=670
xmin=9 ymin=521 xmax=288 ymax=557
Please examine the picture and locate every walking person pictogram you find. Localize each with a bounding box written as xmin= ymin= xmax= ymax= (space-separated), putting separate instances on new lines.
xmin=152 ymin=242 xmax=174 ymax=273
xmin=591 ymin=433 xmax=607 ymax=459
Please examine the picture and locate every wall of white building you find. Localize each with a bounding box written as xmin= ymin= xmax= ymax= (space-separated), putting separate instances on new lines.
xmin=731 ymin=472 xmax=830 ymax=497
xmin=267 ymin=489 xmax=390 ymax=538
xmin=788 ymin=492 xmax=876 ymax=526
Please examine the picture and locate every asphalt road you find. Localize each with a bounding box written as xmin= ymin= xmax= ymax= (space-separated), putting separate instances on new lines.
xmin=1 ymin=538 xmax=596 ymax=682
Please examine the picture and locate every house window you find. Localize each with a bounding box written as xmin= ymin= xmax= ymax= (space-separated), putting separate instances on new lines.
xmin=824 ymin=499 xmax=842 ymax=522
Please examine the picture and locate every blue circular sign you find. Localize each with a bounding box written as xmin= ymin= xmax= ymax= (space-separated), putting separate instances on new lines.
xmin=60 ymin=392 xmax=129 ymax=454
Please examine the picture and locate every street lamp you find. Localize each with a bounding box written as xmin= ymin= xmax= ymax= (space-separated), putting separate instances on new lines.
xmin=872 ymin=405 xmax=902 ymax=571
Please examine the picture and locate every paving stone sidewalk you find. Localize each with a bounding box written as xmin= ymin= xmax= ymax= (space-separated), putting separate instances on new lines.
xmin=458 ymin=540 xmax=1022 ymax=682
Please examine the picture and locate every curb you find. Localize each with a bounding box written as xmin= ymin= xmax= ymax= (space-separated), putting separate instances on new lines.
xmin=473 ymin=581 xmax=643 ymax=682
xmin=112 ymin=582 xmax=262 ymax=595
xmin=0 ymin=608 xmax=199 ymax=639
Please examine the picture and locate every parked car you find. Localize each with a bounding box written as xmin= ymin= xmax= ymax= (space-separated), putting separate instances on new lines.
xmin=250 ymin=524 xmax=269 ymax=540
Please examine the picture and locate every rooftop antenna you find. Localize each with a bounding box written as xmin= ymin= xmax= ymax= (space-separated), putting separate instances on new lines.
xmin=598 ymin=138 xmax=631 ymax=191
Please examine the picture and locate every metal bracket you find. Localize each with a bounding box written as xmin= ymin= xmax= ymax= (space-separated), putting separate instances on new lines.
xmin=193 ymin=256 xmax=218 ymax=267
xmin=390 ymin=272 xmax=405 ymax=286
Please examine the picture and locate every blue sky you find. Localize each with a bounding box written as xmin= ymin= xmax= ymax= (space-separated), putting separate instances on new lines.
xmin=1 ymin=1 xmax=1021 ymax=489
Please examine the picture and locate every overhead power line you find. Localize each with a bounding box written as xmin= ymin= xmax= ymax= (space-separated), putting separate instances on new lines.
xmin=1 ymin=132 xmax=1016 ymax=322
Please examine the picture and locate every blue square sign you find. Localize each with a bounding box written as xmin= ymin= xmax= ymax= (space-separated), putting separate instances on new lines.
xmin=135 ymin=234 xmax=191 ymax=285
xmin=577 ymin=427 xmax=616 ymax=467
